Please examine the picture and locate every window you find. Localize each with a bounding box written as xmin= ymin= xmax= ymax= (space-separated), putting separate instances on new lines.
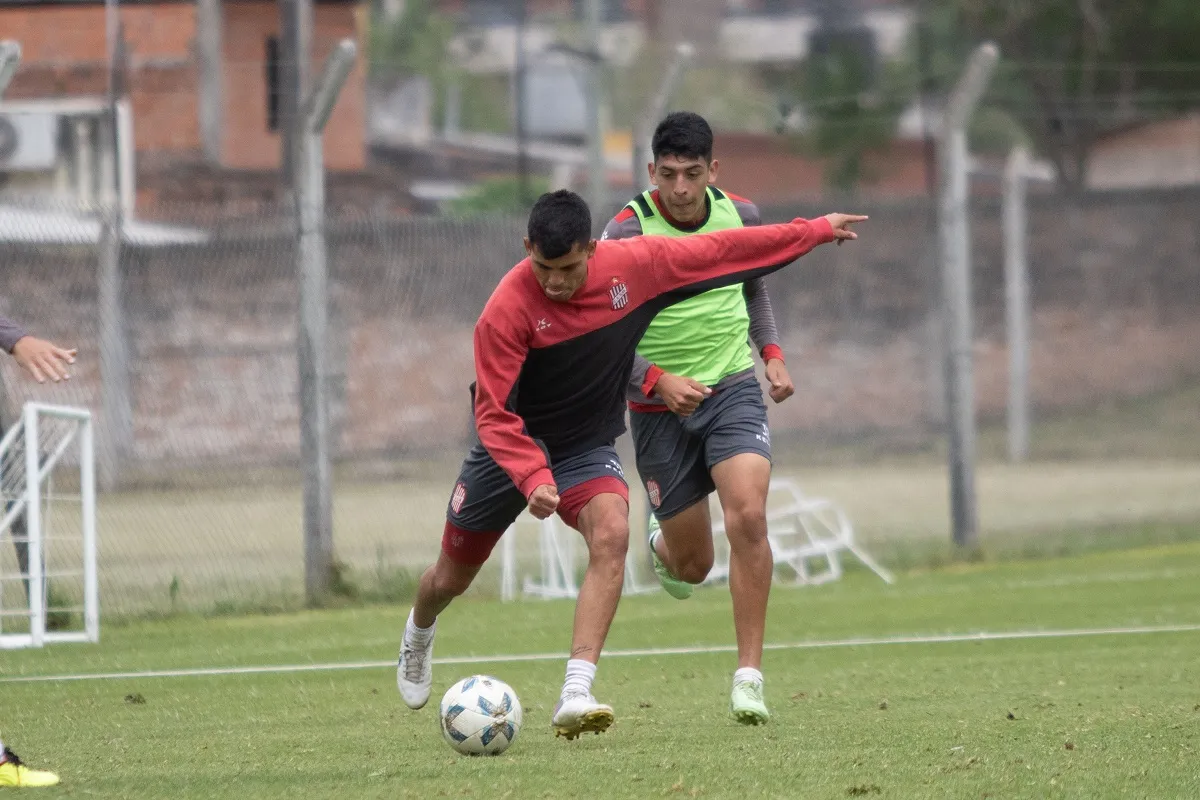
xmin=265 ymin=36 xmax=280 ymax=132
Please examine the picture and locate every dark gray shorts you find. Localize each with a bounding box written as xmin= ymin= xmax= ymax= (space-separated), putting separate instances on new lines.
xmin=447 ymin=442 xmax=629 ymax=534
xmin=630 ymin=377 xmax=771 ymax=520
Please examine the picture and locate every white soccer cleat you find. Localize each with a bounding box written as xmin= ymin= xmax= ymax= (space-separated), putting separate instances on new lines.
xmin=396 ymin=625 xmax=435 ymax=710
xmin=551 ymin=693 xmax=614 ymax=740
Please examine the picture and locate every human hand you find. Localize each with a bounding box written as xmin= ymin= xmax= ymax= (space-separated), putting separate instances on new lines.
xmin=822 ymin=213 xmax=869 ymax=245
xmin=528 ymin=483 xmax=560 ymax=519
xmin=765 ymin=359 xmax=794 ymax=404
xmin=11 ymin=336 xmax=77 ymax=383
xmin=653 ymin=371 xmax=711 ymax=417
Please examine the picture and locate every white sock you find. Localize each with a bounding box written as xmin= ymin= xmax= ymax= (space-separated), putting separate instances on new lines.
xmin=734 ymin=667 xmax=764 ymax=686
xmin=405 ymin=609 xmax=435 ymax=645
xmin=561 ymin=658 xmax=597 ymax=699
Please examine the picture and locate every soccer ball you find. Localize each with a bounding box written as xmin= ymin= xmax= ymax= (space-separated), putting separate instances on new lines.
xmin=439 ymin=675 xmax=523 ymax=756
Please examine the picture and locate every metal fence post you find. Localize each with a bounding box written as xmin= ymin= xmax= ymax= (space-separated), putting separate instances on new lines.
xmin=938 ymin=42 xmax=999 ymax=549
xmin=1003 ymin=145 xmax=1031 ymax=462
xmin=631 ymin=42 xmax=695 ymax=191
xmin=297 ymin=39 xmax=357 ymax=605
xmin=583 ymin=0 xmax=608 ymax=224
xmin=97 ymin=10 xmax=133 ymax=490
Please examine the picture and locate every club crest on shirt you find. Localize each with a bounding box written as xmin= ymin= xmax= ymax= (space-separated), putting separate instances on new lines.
xmin=609 ymin=279 xmax=628 ymax=310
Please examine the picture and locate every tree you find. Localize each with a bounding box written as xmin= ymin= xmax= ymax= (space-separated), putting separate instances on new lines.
xmin=369 ymin=0 xmax=456 ymax=84
xmin=947 ymin=0 xmax=1200 ymax=188
xmin=762 ymin=29 xmax=916 ymax=191
xmin=445 ymin=176 xmax=552 ymax=216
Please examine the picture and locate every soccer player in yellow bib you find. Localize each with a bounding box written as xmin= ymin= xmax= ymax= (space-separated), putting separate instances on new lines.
xmin=603 ymin=112 xmax=795 ymax=724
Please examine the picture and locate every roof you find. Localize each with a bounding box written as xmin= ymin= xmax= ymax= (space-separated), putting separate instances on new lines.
xmin=0 ymin=205 xmax=208 ymax=246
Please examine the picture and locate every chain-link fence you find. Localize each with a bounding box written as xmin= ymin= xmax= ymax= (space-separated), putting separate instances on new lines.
xmin=3 ymin=185 xmax=1199 ymax=616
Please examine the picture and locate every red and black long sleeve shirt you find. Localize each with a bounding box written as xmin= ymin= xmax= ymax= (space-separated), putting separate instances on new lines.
xmin=472 ymin=216 xmax=836 ymax=498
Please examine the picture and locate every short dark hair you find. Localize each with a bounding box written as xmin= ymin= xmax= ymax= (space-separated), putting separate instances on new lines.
xmin=527 ymin=190 xmax=592 ymax=259
xmin=651 ymin=111 xmax=714 ymax=164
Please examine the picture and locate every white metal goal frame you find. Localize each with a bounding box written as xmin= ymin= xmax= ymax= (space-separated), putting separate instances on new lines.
xmin=0 ymin=402 xmax=98 ymax=648
xmin=498 ymin=478 xmax=894 ymax=602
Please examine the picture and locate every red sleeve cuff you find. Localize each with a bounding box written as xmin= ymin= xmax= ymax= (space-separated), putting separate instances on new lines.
xmin=641 ymin=364 xmax=665 ymax=397
xmin=519 ymin=468 xmax=556 ymax=500
xmin=761 ymin=344 xmax=784 ymax=364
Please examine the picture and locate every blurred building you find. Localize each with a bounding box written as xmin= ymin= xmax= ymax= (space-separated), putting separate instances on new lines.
xmin=1086 ymin=114 xmax=1200 ymax=191
xmin=433 ymin=0 xmax=911 ymax=71
xmin=0 ymin=0 xmax=368 ymax=209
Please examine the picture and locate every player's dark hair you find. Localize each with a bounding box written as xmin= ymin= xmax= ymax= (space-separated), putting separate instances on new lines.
xmin=651 ymin=111 xmax=714 ymax=164
xmin=527 ymin=190 xmax=592 ymax=259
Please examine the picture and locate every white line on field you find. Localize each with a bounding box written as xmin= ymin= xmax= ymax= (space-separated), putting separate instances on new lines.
xmin=3 ymin=623 xmax=1199 ymax=684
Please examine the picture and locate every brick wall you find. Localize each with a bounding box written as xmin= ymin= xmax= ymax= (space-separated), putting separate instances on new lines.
xmin=0 ymin=2 xmax=365 ymax=168
xmin=0 ymin=4 xmax=201 ymax=154
xmin=221 ymin=1 xmax=367 ymax=171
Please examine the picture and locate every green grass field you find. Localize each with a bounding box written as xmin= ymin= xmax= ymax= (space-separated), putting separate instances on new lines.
xmin=9 ymin=455 xmax=1193 ymax=618
xmin=4 ymin=542 xmax=1199 ymax=798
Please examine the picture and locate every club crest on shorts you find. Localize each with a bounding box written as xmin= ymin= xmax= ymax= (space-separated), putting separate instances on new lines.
xmin=450 ymin=481 xmax=467 ymax=514
xmin=609 ymin=278 xmax=628 ymax=310
xmin=646 ymin=479 xmax=661 ymax=508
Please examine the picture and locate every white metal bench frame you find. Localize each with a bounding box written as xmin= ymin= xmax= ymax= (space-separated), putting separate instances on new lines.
xmin=705 ymin=477 xmax=893 ymax=587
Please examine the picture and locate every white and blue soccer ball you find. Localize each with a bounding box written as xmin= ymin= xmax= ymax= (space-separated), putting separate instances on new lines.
xmin=439 ymin=675 xmax=523 ymax=756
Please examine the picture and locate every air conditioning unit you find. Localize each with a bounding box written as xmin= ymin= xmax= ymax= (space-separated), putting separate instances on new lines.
xmin=0 ymin=112 xmax=59 ymax=171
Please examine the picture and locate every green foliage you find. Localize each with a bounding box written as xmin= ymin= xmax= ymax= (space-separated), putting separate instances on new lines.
xmin=946 ymin=0 xmax=1200 ymax=185
xmin=368 ymin=0 xmax=457 ymax=83
xmin=456 ymin=74 xmax=515 ymax=135
xmin=764 ymin=38 xmax=915 ymax=191
xmin=445 ymin=176 xmax=551 ymax=216
xmin=43 ymin=581 xmax=75 ymax=631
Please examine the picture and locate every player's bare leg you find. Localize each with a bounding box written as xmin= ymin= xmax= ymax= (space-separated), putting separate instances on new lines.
xmin=712 ymin=452 xmax=774 ymax=724
xmin=397 ymin=553 xmax=485 ymax=710
xmin=653 ymin=500 xmax=716 ymax=585
xmin=413 ymin=551 xmax=485 ymax=628
xmin=552 ymin=492 xmax=628 ymax=740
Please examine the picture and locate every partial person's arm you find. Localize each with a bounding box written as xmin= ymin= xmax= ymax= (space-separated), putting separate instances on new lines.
xmin=471 ymin=310 xmax=552 ymax=501
xmin=0 ymin=315 xmax=76 ymax=383
xmin=732 ymin=201 xmax=784 ymax=364
xmin=743 ymin=279 xmax=782 ymax=362
xmin=0 ymin=315 xmax=28 ymax=354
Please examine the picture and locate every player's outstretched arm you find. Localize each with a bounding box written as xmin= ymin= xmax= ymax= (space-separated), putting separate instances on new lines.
xmin=612 ymin=213 xmax=868 ymax=302
xmin=1 ymin=316 xmax=77 ymax=384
